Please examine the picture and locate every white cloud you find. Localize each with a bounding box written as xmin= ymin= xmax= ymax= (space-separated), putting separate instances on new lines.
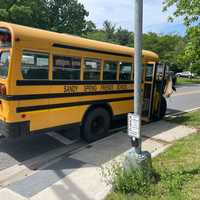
xmin=79 ymin=0 xmax=185 ymax=34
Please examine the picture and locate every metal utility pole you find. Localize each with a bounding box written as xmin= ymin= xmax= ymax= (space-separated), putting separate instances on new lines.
xmin=128 ymin=0 xmax=143 ymax=155
xmin=133 ymin=0 xmax=143 ymax=154
xmin=127 ymin=0 xmax=151 ymax=167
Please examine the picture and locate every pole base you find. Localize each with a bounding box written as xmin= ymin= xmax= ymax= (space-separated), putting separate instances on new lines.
xmin=124 ymin=148 xmax=152 ymax=170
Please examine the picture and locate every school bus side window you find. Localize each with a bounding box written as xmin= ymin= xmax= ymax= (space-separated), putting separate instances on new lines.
xmin=103 ymin=61 xmax=118 ymax=80
xmin=84 ymin=58 xmax=101 ymax=80
xmin=21 ymin=51 xmax=49 ymax=80
xmin=53 ymin=55 xmax=81 ymax=80
xmin=145 ymin=64 xmax=154 ymax=81
xmin=119 ymin=62 xmax=132 ymax=80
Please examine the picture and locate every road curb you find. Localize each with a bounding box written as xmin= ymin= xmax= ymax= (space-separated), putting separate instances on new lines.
xmin=165 ymin=106 xmax=200 ymax=119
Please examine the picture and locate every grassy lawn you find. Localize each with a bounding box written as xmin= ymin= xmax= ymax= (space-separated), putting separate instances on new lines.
xmin=177 ymin=77 xmax=200 ymax=85
xmin=167 ymin=110 xmax=200 ymax=129
xmin=105 ymin=111 xmax=200 ymax=200
xmin=106 ymin=133 xmax=200 ymax=200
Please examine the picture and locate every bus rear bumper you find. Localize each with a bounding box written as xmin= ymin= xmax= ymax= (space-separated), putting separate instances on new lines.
xmin=0 ymin=120 xmax=30 ymax=138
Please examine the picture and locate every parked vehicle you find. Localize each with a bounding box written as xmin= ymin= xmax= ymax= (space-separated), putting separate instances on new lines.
xmin=176 ymin=71 xmax=194 ymax=78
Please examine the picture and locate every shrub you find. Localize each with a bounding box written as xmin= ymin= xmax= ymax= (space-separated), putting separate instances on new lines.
xmin=102 ymin=161 xmax=158 ymax=195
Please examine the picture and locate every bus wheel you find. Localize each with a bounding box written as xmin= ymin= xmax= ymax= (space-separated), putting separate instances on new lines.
xmin=81 ymin=108 xmax=111 ymax=143
xmin=159 ymin=96 xmax=167 ymax=119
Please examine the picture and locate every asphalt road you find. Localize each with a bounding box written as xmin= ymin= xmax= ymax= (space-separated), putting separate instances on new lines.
xmin=167 ymin=84 xmax=200 ymax=114
xmin=0 ymin=83 xmax=200 ymax=172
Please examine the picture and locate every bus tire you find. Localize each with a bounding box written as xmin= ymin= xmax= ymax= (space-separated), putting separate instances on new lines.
xmin=159 ymin=96 xmax=167 ymax=119
xmin=81 ymin=107 xmax=111 ymax=143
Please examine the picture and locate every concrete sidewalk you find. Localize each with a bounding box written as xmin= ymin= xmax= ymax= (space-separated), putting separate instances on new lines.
xmin=0 ymin=121 xmax=196 ymax=200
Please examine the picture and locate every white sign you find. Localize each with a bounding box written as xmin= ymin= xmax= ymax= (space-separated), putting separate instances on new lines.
xmin=128 ymin=113 xmax=140 ymax=138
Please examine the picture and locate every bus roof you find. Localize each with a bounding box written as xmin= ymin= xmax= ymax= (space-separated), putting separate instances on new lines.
xmin=0 ymin=21 xmax=159 ymax=61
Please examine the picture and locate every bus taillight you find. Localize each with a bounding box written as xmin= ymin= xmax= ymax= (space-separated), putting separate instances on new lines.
xmin=0 ymin=84 xmax=6 ymax=95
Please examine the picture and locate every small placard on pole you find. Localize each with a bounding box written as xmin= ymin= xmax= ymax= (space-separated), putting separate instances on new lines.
xmin=128 ymin=113 xmax=141 ymax=139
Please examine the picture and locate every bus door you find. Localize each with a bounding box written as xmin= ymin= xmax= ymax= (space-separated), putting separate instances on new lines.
xmin=142 ymin=62 xmax=157 ymax=121
xmin=151 ymin=63 xmax=167 ymax=120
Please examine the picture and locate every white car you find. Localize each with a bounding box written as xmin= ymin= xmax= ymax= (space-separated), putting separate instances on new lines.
xmin=176 ymin=71 xmax=194 ymax=78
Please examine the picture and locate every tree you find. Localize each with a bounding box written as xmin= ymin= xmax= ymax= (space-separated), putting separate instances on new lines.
xmin=183 ymin=27 xmax=200 ymax=74
xmin=103 ymin=20 xmax=116 ymax=41
xmin=84 ymin=30 xmax=108 ymax=42
xmin=143 ymin=32 xmax=186 ymax=72
xmin=0 ymin=0 xmax=47 ymax=28
xmin=85 ymin=21 xmax=134 ymax=46
xmin=115 ymin=27 xmax=134 ymax=46
xmin=85 ymin=21 xmax=186 ymax=72
xmin=0 ymin=0 xmax=89 ymax=35
xmin=163 ymin=0 xmax=200 ymax=27
xmin=45 ymin=0 xmax=89 ymax=35
xmin=84 ymin=20 xmax=96 ymax=34
xmin=163 ymin=0 xmax=200 ymax=74
xmin=84 ymin=21 xmax=118 ymax=44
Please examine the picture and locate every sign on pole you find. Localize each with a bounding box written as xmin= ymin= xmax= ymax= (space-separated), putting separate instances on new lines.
xmin=128 ymin=113 xmax=141 ymax=139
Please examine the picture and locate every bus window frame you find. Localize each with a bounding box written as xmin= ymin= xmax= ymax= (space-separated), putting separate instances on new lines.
xmin=0 ymin=28 xmax=12 ymax=49
xmin=119 ymin=62 xmax=133 ymax=81
xmin=103 ymin=60 xmax=118 ymax=81
xmin=0 ymin=48 xmax=12 ymax=80
xmin=52 ymin=54 xmax=82 ymax=81
xmin=116 ymin=62 xmax=120 ymax=81
xmin=83 ymin=57 xmax=102 ymax=81
xmin=131 ymin=63 xmax=134 ymax=81
xmin=20 ymin=49 xmax=50 ymax=80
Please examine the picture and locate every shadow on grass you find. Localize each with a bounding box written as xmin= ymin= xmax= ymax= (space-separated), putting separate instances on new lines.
xmin=181 ymin=167 xmax=200 ymax=177
xmin=172 ymin=115 xmax=192 ymax=124
xmin=166 ymin=111 xmax=200 ymax=129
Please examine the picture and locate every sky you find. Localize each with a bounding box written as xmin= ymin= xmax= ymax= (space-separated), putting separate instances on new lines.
xmin=79 ymin=0 xmax=186 ymax=35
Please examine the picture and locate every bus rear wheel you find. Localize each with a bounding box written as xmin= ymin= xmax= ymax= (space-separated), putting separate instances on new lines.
xmin=81 ymin=107 xmax=111 ymax=143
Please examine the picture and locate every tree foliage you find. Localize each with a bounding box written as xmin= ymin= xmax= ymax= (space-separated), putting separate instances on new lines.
xmin=0 ymin=0 xmax=89 ymax=35
xmin=103 ymin=20 xmax=116 ymax=41
xmin=163 ymin=0 xmax=200 ymax=74
xmin=183 ymin=26 xmax=200 ymax=74
xmin=84 ymin=20 xmax=96 ymax=34
xmin=85 ymin=21 xmax=186 ymax=72
xmin=163 ymin=0 xmax=200 ymax=27
xmin=115 ymin=27 xmax=134 ymax=46
xmin=84 ymin=21 xmax=134 ymax=46
xmin=0 ymin=1 xmax=197 ymax=74
xmin=143 ymin=33 xmax=186 ymax=72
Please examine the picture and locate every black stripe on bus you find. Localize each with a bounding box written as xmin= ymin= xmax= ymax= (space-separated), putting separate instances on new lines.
xmin=16 ymin=80 xmax=134 ymax=86
xmin=52 ymin=43 xmax=132 ymax=58
xmin=0 ymin=90 xmax=133 ymax=101
xmin=16 ymin=96 xmax=133 ymax=113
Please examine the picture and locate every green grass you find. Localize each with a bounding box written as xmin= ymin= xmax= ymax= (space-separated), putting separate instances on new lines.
xmin=105 ymin=133 xmax=200 ymax=200
xmin=177 ymin=78 xmax=200 ymax=85
xmin=105 ymin=111 xmax=200 ymax=200
xmin=167 ymin=110 xmax=200 ymax=129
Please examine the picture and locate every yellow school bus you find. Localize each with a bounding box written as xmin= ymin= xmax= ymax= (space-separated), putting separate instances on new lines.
xmin=0 ymin=22 xmax=167 ymax=142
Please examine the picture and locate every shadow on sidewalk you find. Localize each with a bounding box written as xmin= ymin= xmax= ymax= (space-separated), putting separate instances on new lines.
xmin=2 ymin=117 xmax=195 ymax=200
xmin=0 ymin=116 xmax=181 ymax=171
